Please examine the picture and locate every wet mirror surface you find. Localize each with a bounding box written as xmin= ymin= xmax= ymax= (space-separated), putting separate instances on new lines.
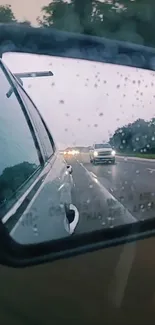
xmin=1 ymin=52 xmax=155 ymax=244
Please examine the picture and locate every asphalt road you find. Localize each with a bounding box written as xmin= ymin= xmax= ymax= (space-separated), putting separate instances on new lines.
xmin=66 ymin=154 xmax=155 ymax=234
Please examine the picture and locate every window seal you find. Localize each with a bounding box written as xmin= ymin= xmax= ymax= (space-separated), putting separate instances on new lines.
xmin=11 ymin=72 xmax=56 ymax=160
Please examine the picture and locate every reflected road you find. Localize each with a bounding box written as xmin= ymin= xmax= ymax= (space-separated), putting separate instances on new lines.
xmin=65 ymin=153 xmax=155 ymax=234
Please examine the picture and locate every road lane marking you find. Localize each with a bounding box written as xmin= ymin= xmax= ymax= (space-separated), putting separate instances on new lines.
xmin=118 ymin=155 xmax=155 ymax=162
xmin=79 ymin=162 xmax=136 ymax=224
xmin=90 ymin=171 xmax=97 ymax=178
xmin=147 ymin=168 xmax=155 ymax=172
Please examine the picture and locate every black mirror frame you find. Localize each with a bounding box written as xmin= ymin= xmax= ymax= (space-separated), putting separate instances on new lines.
xmin=1 ymin=23 xmax=155 ymax=267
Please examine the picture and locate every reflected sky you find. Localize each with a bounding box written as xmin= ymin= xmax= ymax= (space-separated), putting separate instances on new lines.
xmin=3 ymin=52 xmax=155 ymax=149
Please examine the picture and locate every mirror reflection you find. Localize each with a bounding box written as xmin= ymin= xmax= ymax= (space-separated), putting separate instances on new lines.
xmin=1 ymin=52 xmax=155 ymax=245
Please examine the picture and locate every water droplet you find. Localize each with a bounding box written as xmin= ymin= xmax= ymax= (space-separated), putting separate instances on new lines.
xmin=33 ymin=224 xmax=38 ymax=236
xmin=89 ymin=184 xmax=93 ymax=188
xmin=94 ymin=83 xmax=98 ymax=88
xmin=86 ymin=199 xmax=90 ymax=204
xmin=65 ymin=128 xmax=68 ymax=132
xmin=59 ymin=100 xmax=64 ymax=104
xmin=94 ymin=124 xmax=98 ymax=127
xmin=99 ymin=112 xmax=103 ymax=117
xmin=136 ymin=170 xmax=140 ymax=174
xmin=117 ymin=85 xmax=120 ymax=88
xmin=51 ymin=82 xmax=55 ymax=86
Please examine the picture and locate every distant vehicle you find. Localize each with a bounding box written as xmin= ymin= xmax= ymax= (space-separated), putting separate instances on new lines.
xmin=89 ymin=143 xmax=116 ymax=164
xmin=64 ymin=149 xmax=79 ymax=156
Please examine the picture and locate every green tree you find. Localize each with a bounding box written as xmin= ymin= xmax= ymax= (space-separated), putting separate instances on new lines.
xmin=0 ymin=4 xmax=16 ymax=23
xmin=110 ymin=117 xmax=155 ymax=155
xmin=19 ymin=20 xmax=31 ymax=26
xmin=37 ymin=0 xmax=155 ymax=46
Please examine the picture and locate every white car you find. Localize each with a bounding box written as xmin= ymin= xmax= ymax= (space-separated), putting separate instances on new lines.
xmin=89 ymin=143 xmax=116 ymax=164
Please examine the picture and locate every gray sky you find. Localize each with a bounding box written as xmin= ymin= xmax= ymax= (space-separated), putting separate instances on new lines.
xmin=0 ymin=0 xmax=50 ymax=24
xmin=3 ymin=52 xmax=155 ymax=149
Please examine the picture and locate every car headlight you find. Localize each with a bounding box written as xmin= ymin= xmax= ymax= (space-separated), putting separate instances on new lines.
xmin=111 ymin=150 xmax=116 ymax=156
xmin=94 ymin=151 xmax=98 ymax=157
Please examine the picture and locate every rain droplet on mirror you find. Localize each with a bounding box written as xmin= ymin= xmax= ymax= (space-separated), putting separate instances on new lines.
xmin=99 ymin=112 xmax=104 ymax=117
xmin=94 ymin=124 xmax=98 ymax=127
xmin=59 ymin=100 xmax=65 ymax=104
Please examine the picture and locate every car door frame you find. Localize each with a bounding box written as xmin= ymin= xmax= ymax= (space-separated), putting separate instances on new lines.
xmin=0 ymin=59 xmax=58 ymax=229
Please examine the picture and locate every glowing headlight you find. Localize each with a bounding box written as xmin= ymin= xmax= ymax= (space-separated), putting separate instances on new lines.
xmin=111 ymin=150 xmax=116 ymax=156
xmin=93 ymin=151 xmax=98 ymax=157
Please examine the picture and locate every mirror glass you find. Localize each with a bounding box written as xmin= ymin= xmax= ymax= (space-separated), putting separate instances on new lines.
xmin=1 ymin=52 xmax=155 ymax=245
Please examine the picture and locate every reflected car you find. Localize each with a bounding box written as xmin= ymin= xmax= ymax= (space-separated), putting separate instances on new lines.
xmin=89 ymin=143 xmax=116 ymax=164
xmin=0 ymin=59 xmax=79 ymax=244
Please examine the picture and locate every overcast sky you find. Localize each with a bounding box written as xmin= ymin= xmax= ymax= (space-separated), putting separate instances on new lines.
xmin=0 ymin=0 xmax=50 ymax=25
xmin=3 ymin=52 xmax=155 ymax=149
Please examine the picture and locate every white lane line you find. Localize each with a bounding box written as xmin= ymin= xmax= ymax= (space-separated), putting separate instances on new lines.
xmin=117 ymin=155 xmax=155 ymax=162
xmin=147 ymin=168 xmax=155 ymax=172
xmin=90 ymin=171 xmax=97 ymax=178
xmin=79 ymin=162 xmax=136 ymax=223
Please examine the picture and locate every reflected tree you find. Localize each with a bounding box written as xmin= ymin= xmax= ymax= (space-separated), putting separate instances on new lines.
xmin=0 ymin=162 xmax=37 ymax=205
